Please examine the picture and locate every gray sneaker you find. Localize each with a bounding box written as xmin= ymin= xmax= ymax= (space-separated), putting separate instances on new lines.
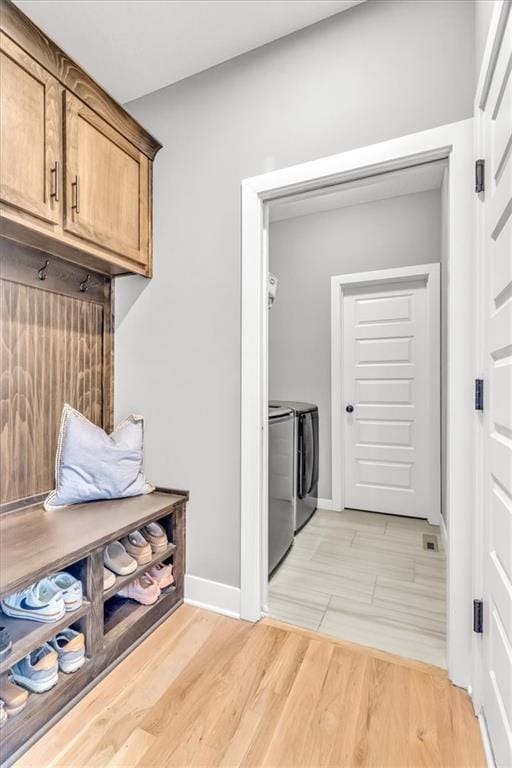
xmin=0 ymin=627 xmax=12 ymax=659
xmin=49 ymin=629 xmax=85 ymax=674
xmin=10 ymin=644 xmax=59 ymax=693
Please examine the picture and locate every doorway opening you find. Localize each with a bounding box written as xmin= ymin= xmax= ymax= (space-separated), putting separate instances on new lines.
xmin=266 ymin=166 xmax=445 ymax=667
xmin=240 ymin=120 xmax=474 ymax=688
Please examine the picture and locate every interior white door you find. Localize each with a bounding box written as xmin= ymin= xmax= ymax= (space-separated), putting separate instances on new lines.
xmin=477 ymin=4 xmax=512 ymax=765
xmin=343 ymin=271 xmax=440 ymax=520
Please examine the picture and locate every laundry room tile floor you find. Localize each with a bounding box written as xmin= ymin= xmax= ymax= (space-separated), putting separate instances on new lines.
xmin=267 ymin=508 xmax=446 ymax=667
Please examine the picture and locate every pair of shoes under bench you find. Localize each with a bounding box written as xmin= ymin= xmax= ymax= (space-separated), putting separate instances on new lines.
xmin=49 ymin=629 xmax=85 ymax=673
xmin=117 ymin=573 xmax=161 ymax=605
xmin=10 ymin=630 xmax=85 ymax=692
xmin=49 ymin=572 xmax=82 ymax=612
xmin=0 ymin=676 xmax=28 ymax=716
xmin=121 ymin=524 xmax=168 ymax=562
xmin=10 ymin=644 xmax=59 ymax=693
xmin=139 ymin=523 xmax=168 ymax=553
xmin=105 ymin=522 xmax=168 ymax=576
xmin=104 ymin=541 xmax=137 ymax=576
xmin=1 ymin=574 xmax=82 ymax=623
xmin=116 ymin=561 xmax=174 ymax=604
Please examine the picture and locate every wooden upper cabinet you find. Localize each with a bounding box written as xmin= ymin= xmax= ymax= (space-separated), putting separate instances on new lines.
xmin=63 ymin=93 xmax=149 ymax=268
xmin=0 ymin=0 xmax=161 ymax=277
xmin=0 ymin=33 xmax=60 ymax=224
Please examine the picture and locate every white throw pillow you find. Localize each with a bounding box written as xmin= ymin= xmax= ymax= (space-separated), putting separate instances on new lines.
xmin=44 ymin=404 xmax=154 ymax=511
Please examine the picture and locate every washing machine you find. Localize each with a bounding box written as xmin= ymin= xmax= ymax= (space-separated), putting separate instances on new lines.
xmin=268 ymin=406 xmax=295 ymax=574
xmin=269 ymin=401 xmax=318 ymax=532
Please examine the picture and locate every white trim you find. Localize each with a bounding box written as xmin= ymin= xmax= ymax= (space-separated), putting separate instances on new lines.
xmin=330 ymin=263 xmax=441 ymax=525
xmin=479 ymin=714 xmax=497 ymax=768
xmin=241 ymin=119 xmax=474 ymax=690
xmin=316 ymin=497 xmax=342 ymax=512
xmin=184 ymin=574 xmax=240 ymax=619
xmin=331 ymin=263 xmax=440 ymax=287
xmin=475 ymin=1 xmax=512 ymax=110
xmin=440 ymin=514 xmax=448 ymax=549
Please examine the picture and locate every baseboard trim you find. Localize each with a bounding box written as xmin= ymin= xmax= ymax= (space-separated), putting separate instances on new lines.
xmin=184 ymin=574 xmax=241 ymax=619
xmin=478 ymin=713 xmax=496 ymax=768
xmin=317 ymin=497 xmax=342 ymax=512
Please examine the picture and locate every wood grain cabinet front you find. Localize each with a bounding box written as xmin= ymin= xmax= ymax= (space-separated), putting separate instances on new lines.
xmin=63 ymin=92 xmax=150 ymax=270
xmin=0 ymin=0 xmax=160 ymax=276
xmin=0 ymin=33 xmax=61 ymax=225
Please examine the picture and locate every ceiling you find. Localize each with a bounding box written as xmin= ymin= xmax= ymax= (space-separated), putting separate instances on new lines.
xmin=14 ymin=0 xmax=364 ymax=104
xmin=269 ymin=161 xmax=447 ymax=222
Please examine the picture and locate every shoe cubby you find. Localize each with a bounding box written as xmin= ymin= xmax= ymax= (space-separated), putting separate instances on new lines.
xmin=0 ymin=601 xmax=90 ymax=676
xmin=0 ymin=660 xmax=92 ymax=761
xmin=103 ymin=585 xmax=178 ymax=658
xmin=0 ymin=548 xmax=91 ymax=667
xmin=102 ymin=540 xmax=177 ymax=601
xmin=101 ymin=512 xmax=179 ymax=664
xmin=0 ymin=488 xmax=187 ymax=766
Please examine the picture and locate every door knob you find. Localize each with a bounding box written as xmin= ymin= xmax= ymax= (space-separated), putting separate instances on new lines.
xmin=345 ymin=405 xmax=354 ymax=413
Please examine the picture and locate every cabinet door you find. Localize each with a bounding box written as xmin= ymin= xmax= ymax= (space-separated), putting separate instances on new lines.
xmin=0 ymin=33 xmax=60 ymax=224
xmin=63 ymin=92 xmax=149 ymax=270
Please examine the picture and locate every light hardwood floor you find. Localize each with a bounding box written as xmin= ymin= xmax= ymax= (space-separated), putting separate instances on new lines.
xmin=268 ymin=509 xmax=446 ymax=667
xmin=15 ymin=604 xmax=484 ymax=768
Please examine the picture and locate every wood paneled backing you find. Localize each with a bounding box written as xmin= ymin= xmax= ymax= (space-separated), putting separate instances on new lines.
xmin=0 ymin=275 xmax=106 ymax=505
xmin=0 ymin=0 xmax=161 ymax=160
xmin=0 ymin=237 xmax=108 ymax=303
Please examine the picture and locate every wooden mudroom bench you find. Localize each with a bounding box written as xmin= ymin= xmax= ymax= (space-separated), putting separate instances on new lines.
xmin=0 ymin=488 xmax=187 ymax=765
xmin=0 ymin=2 xmax=179 ymax=763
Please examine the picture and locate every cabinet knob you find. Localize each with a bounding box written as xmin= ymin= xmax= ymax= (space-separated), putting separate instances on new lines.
xmin=345 ymin=404 xmax=354 ymax=413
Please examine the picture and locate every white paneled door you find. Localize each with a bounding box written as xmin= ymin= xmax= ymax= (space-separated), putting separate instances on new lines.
xmin=342 ymin=266 xmax=440 ymax=520
xmin=476 ymin=4 xmax=512 ymax=766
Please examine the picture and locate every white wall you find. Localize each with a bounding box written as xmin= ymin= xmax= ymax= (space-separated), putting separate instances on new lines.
xmin=269 ymin=190 xmax=442 ymax=501
xmin=115 ymin=0 xmax=475 ymax=589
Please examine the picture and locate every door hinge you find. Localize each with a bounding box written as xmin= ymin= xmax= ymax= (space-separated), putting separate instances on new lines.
xmin=473 ymin=599 xmax=483 ymax=633
xmin=475 ymin=159 xmax=485 ymax=193
xmin=475 ymin=378 xmax=484 ymax=411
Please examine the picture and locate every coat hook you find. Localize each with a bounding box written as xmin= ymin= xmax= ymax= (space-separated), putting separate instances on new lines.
xmin=79 ymin=274 xmax=91 ymax=293
xmin=38 ymin=260 xmax=49 ymax=281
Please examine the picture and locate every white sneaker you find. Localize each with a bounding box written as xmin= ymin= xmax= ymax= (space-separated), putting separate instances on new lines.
xmin=1 ymin=580 xmax=65 ymax=623
xmin=49 ymin=629 xmax=85 ymax=674
xmin=49 ymin=572 xmax=83 ymax=612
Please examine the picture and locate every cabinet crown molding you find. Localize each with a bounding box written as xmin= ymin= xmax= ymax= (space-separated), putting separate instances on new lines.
xmin=0 ymin=0 xmax=162 ymax=161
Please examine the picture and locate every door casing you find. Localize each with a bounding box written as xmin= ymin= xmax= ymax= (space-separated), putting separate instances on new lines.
xmin=331 ymin=263 xmax=441 ymax=524
xmin=241 ymin=118 xmax=474 ymax=690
